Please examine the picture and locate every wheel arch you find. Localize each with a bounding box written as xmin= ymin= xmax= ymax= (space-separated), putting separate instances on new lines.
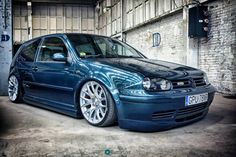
xmin=73 ymin=76 xmax=121 ymax=119
xmin=8 ymin=71 xmax=24 ymax=93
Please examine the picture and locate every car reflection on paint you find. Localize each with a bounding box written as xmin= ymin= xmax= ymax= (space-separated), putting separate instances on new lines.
xmin=8 ymin=33 xmax=215 ymax=132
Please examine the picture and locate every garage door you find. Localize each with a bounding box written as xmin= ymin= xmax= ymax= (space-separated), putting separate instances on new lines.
xmin=13 ymin=2 xmax=95 ymax=43
xmin=13 ymin=3 xmax=28 ymax=42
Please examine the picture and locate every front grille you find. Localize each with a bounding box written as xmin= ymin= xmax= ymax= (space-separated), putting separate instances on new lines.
xmin=175 ymin=103 xmax=208 ymax=122
xmin=152 ymin=110 xmax=175 ymax=120
xmin=172 ymin=79 xmax=191 ymax=89
xmin=171 ymin=77 xmax=206 ymax=89
xmin=193 ymin=77 xmax=206 ymax=87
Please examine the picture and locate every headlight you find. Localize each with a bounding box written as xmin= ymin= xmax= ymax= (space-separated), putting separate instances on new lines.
xmin=203 ymin=74 xmax=210 ymax=85
xmin=142 ymin=77 xmax=172 ymax=91
xmin=142 ymin=77 xmax=151 ymax=89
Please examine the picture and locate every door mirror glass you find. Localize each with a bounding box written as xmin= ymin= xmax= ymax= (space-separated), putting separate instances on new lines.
xmin=52 ymin=53 xmax=67 ymax=62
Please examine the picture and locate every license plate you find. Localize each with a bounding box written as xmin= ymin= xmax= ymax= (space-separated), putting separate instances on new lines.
xmin=185 ymin=93 xmax=208 ymax=106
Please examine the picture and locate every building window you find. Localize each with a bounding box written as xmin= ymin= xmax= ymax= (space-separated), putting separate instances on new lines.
xmin=153 ymin=33 xmax=161 ymax=47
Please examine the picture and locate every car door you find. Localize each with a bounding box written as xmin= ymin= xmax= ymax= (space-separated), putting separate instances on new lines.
xmin=30 ymin=36 xmax=75 ymax=109
xmin=16 ymin=39 xmax=41 ymax=96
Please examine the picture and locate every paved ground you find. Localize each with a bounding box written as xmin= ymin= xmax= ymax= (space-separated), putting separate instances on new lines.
xmin=0 ymin=94 xmax=235 ymax=157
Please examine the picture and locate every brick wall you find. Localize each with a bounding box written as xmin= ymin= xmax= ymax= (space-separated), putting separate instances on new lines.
xmin=199 ymin=0 xmax=236 ymax=95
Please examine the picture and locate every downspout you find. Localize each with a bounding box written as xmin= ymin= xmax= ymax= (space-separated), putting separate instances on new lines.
xmin=27 ymin=1 xmax=32 ymax=40
xmin=120 ymin=0 xmax=123 ymax=41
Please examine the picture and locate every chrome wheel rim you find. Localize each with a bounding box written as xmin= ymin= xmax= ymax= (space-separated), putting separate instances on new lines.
xmin=80 ymin=81 xmax=108 ymax=124
xmin=8 ymin=75 xmax=19 ymax=101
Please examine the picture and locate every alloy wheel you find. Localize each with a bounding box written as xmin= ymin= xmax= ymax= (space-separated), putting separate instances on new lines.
xmin=8 ymin=75 xmax=19 ymax=101
xmin=80 ymin=81 xmax=108 ymax=124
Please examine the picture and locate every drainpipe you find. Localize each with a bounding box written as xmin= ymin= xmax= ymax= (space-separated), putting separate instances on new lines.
xmin=120 ymin=0 xmax=123 ymax=41
xmin=27 ymin=1 xmax=32 ymax=40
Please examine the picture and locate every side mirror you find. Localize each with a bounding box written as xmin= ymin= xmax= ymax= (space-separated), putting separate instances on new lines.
xmin=52 ymin=53 xmax=67 ymax=62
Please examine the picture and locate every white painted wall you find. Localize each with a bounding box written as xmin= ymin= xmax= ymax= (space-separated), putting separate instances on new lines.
xmin=126 ymin=12 xmax=187 ymax=65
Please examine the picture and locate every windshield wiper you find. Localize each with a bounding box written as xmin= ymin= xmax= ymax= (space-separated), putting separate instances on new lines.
xmin=104 ymin=54 xmax=141 ymax=58
xmin=82 ymin=54 xmax=103 ymax=58
xmin=104 ymin=54 xmax=119 ymax=58
xmin=118 ymin=55 xmax=142 ymax=58
xmin=83 ymin=54 xmax=142 ymax=58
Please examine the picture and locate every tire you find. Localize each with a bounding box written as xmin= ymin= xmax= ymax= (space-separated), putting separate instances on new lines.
xmin=79 ymin=81 xmax=116 ymax=127
xmin=8 ymin=75 xmax=23 ymax=103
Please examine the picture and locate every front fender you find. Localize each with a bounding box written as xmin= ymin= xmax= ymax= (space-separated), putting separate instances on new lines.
xmin=73 ymin=62 xmax=144 ymax=120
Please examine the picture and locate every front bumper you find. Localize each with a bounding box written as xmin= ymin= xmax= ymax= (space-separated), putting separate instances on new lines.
xmin=117 ymin=85 xmax=215 ymax=132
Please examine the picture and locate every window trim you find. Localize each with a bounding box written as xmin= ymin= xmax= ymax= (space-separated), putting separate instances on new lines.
xmin=35 ymin=36 xmax=70 ymax=63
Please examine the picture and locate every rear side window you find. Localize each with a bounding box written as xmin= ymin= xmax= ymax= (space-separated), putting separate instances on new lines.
xmin=18 ymin=39 xmax=41 ymax=62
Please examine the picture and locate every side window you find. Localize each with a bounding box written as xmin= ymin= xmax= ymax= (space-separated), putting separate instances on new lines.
xmin=18 ymin=39 xmax=40 ymax=62
xmin=38 ymin=37 xmax=68 ymax=62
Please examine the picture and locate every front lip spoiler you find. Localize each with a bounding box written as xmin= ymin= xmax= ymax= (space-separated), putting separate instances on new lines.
xmin=118 ymin=109 xmax=208 ymax=132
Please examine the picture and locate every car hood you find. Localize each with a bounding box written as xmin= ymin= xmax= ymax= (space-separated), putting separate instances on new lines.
xmin=89 ymin=58 xmax=204 ymax=79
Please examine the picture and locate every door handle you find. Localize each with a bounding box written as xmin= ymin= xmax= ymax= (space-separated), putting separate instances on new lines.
xmin=64 ymin=68 xmax=79 ymax=74
xmin=32 ymin=66 xmax=38 ymax=72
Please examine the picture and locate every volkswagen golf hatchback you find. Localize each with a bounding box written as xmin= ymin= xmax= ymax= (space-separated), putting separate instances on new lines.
xmin=8 ymin=33 xmax=215 ymax=131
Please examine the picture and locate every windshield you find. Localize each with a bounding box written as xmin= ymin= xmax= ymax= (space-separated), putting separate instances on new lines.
xmin=67 ymin=34 xmax=144 ymax=58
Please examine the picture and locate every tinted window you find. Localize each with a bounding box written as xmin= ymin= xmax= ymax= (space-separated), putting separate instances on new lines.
xmin=67 ymin=34 xmax=143 ymax=58
xmin=18 ymin=39 xmax=40 ymax=62
xmin=67 ymin=35 xmax=96 ymax=56
xmin=93 ymin=36 xmax=136 ymax=56
xmin=38 ymin=37 xmax=68 ymax=62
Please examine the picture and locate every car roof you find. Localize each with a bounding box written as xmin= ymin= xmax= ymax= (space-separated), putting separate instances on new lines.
xmin=64 ymin=33 xmax=109 ymax=38
xmin=36 ymin=33 xmax=108 ymax=40
xmin=22 ymin=33 xmax=110 ymax=45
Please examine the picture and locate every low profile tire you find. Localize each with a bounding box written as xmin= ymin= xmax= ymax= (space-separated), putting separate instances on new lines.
xmin=79 ymin=81 xmax=116 ymax=127
xmin=8 ymin=75 xmax=23 ymax=103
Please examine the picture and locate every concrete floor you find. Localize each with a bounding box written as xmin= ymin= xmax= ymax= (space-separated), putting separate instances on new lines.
xmin=0 ymin=94 xmax=235 ymax=157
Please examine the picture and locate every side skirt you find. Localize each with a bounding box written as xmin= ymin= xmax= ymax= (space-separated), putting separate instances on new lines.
xmin=23 ymin=94 xmax=80 ymax=118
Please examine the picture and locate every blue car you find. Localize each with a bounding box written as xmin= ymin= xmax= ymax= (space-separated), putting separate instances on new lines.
xmin=8 ymin=33 xmax=215 ymax=131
